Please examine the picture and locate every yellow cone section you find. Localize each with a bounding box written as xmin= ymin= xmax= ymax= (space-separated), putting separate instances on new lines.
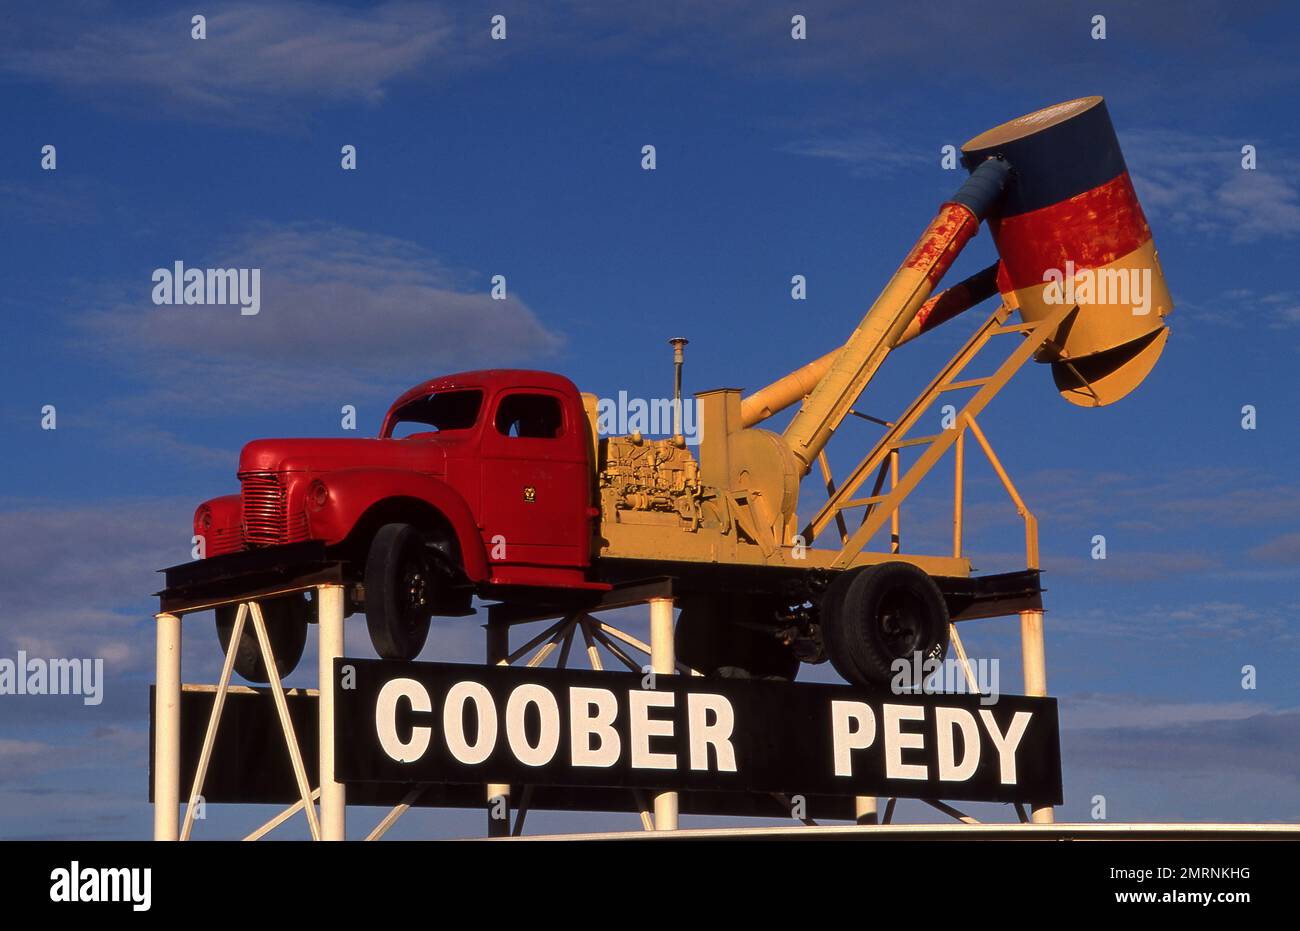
xmin=1008 ymin=238 xmax=1173 ymax=406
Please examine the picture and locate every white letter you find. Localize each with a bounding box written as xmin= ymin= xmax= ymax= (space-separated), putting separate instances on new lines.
xmin=133 ymin=868 xmax=151 ymax=912
xmin=152 ymin=268 xmax=171 ymax=305
xmin=375 ymin=678 xmax=431 ymax=763
xmin=687 ymin=693 xmax=737 ymax=772
xmin=628 ymin=690 xmax=675 ymax=769
xmin=883 ymin=704 xmax=927 ymax=780
xmin=505 ymin=684 xmax=560 ymax=767
xmin=241 ymin=268 xmax=260 ymax=316
xmin=934 ymin=706 xmax=980 ymax=782
xmin=443 ymin=681 xmax=498 ymax=764
xmin=570 ymin=687 xmax=620 ymax=767
xmin=49 ymin=868 xmax=70 ymax=902
xmin=979 ymin=710 xmax=1032 ymax=784
xmin=830 ymin=700 xmax=876 ymax=777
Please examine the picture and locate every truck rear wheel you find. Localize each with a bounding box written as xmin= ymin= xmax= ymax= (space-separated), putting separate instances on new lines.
xmin=818 ymin=567 xmax=867 ymax=680
xmin=824 ymin=562 xmax=949 ymax=688
xmin=675 ymin=595 xmax=799 ymax=680
xmin=214 ymin=593 xmax=311 ymax=683
xmin=364 ymin=523 xmax=434 ymax=661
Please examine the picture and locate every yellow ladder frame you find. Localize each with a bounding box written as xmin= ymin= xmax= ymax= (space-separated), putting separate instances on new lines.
xmin=803 ymin=301 xmax=1077 ymax=570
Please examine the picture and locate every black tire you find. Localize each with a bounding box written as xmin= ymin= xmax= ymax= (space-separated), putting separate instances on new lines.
xmin=818 ymin=567 xmax=867 ymax=684
xmin=675 ymin=595 xmax=799 ymax=681
xmin=214 ymin=593 xmax=311 ymax=683
xmin=835 ymin=562 xmax=949 ymax=687
xmin=364 ymin=523 xmax=435 ymax=661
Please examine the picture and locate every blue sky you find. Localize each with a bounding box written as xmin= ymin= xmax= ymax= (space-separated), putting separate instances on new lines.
xmin=2 ymin=0 xmax=1299 ymax=838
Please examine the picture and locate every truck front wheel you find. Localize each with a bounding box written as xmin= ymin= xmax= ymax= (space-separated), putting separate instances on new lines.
xmin=364 ymin=523 xmax=435 ymax=661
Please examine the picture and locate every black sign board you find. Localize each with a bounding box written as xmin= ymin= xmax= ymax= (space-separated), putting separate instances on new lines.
xmin=334 ymin=659 xmax=1062 ymax=806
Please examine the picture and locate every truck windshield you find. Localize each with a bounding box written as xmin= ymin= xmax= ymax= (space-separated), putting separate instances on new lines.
xmin=388 ymin=389 xmax=483 ymax=437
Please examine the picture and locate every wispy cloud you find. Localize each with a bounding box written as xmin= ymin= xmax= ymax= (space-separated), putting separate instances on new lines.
xmin=0 ymin=499 xmax=194 ymax=668
xmin=1249 ymin=532 xmax=1300 ymax=565
xmin=1050 ymin=599 xmax=1298 ymax=644
xmin=1040 ymin=550 xmax=1220 ymax=583
xmin=780 ymin=132 xmax=936 ymax=177
xmin=1021 ymin=465 xmax=1300 ymax=531
xmin=1057 ymin=697 xmax=1300 ymax=820
xmin=1 ymin=2 xmax=452 ymax=126
xmin=74 ymin=223 xmax=565 ymax=411
xmin=1059 ymin=692 xmax=1278 ymax=731
xmin=1181 ymin=288 xmax=1300 ymax=330
xmin=1125 ymin=128 xmax=1300 ymax=242
xmin=1065 ymin=705 xmax=1300 ymax=781
xmin=0 ymin=727 xmax=145 ymax=788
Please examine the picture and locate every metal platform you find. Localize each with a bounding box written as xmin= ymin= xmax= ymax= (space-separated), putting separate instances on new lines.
xmin=498 ymin=822 xmax=1300 ymax=842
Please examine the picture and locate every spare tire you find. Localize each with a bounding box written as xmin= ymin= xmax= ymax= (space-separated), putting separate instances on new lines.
xmin=215 ymin=593 xmax=312 ymax=683
xmin=833 ymin=562 xmax=949 ymax=688
xmin=675 ymin=595 xmax=799 ymax=681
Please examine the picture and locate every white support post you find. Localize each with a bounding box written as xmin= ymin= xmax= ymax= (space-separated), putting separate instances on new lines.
xmin=649 ymin=597 xmax=678 ymax=831
xmin=1019 ymin=608 xmax=1054 ymax=824
xmin=317 ymin=585 xmax=346 ymax=841
xmin=486 ymin=620 xmax=511 ymax=837
xmin=153 ymin=612 xmax=182 ymax=841
xmin=855 ymin=796 xmax=878 ymax=825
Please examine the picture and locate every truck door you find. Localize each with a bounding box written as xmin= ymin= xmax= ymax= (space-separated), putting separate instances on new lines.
xmin=479 ymin=389 xmax=590 ymax=570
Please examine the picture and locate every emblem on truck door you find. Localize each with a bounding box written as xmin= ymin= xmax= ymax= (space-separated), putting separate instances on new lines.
xmin=523 ymin=486 xmax=536 ymax=503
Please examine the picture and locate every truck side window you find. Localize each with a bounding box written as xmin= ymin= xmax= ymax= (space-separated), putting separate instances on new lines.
xmin=495 ymin=393 xmax=563 ymax=439
xmin=388 ymin=389 xmax=483 ymax=437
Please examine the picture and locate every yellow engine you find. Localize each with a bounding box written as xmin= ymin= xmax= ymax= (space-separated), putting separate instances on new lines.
xmin=599 ymin=435 xmax=702 ymax=528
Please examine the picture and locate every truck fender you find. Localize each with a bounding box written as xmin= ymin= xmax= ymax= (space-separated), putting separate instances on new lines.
xmin=308 ymin=469 xmax=488 ymax=582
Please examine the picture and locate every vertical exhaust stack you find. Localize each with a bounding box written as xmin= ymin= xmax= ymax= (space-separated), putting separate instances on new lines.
xmin=669 ymin=337 xmax=688 ymax=444
xmin=961 ymin=96 xmax=1173 ymax=406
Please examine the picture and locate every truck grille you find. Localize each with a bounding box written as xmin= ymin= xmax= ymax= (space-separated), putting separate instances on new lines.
xmin=240 ymin=472 xmax=296 ymax=546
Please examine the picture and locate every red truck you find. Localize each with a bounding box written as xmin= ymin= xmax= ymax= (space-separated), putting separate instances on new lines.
xmin=193 ymin=370 xmax=615 ymax=677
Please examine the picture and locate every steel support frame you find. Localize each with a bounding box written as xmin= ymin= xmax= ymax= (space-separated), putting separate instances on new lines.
xmin=476 ymin=579 xmax=696 ymax=836
xmin=152 ymin=582 xmax=347 ymax=841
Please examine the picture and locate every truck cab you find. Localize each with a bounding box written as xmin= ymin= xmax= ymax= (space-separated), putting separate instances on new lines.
xmin=380 ymin=370 xmax=595 ymax=585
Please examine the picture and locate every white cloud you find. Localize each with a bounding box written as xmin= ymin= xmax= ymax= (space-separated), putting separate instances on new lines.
xmin=1 ymin=2 xmax=452 ymax=124
xmin=75 ymin=223 xmax=565 ymax=410
xmin=1124 ymin=129 xmax=1300 ymax=242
